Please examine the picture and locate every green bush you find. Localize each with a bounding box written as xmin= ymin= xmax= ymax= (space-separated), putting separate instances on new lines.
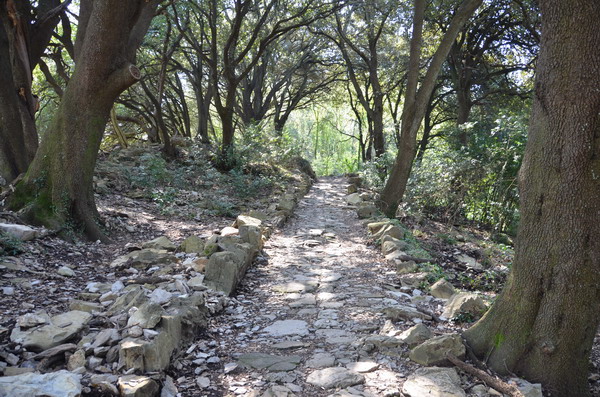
xmin=0 ymin=231 xmax=22 ymax=256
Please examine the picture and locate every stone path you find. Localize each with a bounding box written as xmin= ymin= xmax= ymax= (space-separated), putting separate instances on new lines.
xmin=207 ymin=177 xmax=419 ymax=396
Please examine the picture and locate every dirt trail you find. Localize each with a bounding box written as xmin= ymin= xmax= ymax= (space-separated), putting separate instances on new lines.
xmin=199 ymin=177 xmax=417 ymax=396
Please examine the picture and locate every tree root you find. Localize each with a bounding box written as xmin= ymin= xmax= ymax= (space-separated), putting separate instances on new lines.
xmin=446 ymin=353 xmax=524 ymax=397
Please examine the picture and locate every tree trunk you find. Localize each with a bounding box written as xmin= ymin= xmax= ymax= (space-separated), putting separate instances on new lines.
xmin=464 ymin=2 xmax=600 ymax=396
xmin=0 ymin=24 xmax=35 ymax=181
xmin=378 ymin=0 xmax=482 ymax=218
xmin=0 ymin=0 xmax=63 ymax=182
xmin=9 ymin=0 xmax=159 ymax=241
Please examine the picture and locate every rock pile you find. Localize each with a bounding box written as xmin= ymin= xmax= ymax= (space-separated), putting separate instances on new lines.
xmin=0 ymin=176 xmax=312 ymax=397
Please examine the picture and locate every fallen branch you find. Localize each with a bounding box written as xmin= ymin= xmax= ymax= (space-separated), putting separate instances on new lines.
xmin=446 ymin=353 xmax=524 ymax=397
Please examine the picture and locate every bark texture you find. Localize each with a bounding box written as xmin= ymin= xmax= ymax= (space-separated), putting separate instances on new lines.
xmin=0 ymin=0 xmax=63 ymax=182
xmin=464 ymin=1 xmax=600 ymax=395
xmin=378 ymin=0 xmax=482 ymax=217
xmin=10 ymin=0 xmax=159 ymax=241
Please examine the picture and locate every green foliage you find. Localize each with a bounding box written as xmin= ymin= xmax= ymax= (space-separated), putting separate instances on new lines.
xmin=452 ymin=312 xmax=477 ymax=324
xmin=437 ymin=233 xmax=457 ymax=245
xmin=359 ymin=153 xmax=396 ymax=190
xmin=228 ymin=168 xmax=274 ymax=199
xmin=129 ymin=153 xmax=180 ymax=189
xmin=286 ymin=106 xmax=362 ymax=176
xmin=456 ymin=270 xmax=505 ymax=292
xmin=0 ymin=232 xmax=22 ymax=256
xmin=206 ymin=199 xmax=237 ymax=218
xmin=419 ymin=262 xmax=447 ymax=284
xmin=150 ymin=187 xmax=179 ymax=214
xmin=406 ymin=112 xmax=528 ymax=233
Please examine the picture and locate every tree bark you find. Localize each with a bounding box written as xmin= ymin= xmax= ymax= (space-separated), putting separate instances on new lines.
xmin=9 ymin=0 xmax=159 ymax=241
xmin=464 ymin=1 xmax=600 ymax=396
xmin=0 ymin=0 xmax=64 ymax=182
xmin=378 ymin=0 xmax=482 ymax=217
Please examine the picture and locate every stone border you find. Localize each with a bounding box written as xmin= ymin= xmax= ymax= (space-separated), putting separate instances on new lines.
xmin=0 ymin=170 xmax=314 ymax=397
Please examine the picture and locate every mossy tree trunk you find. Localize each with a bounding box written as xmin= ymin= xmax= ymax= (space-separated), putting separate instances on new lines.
xmin=9 ymin=0 xmax=160 ymax=241
xmin=464 ymin=2 xmax=600 ymax=395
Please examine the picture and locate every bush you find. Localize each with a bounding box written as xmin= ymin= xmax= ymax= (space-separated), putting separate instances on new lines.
xmin=0 ymin=231 xmax=22 ymax=256
xmin=405 ymin=113 xmax=527 ymax=233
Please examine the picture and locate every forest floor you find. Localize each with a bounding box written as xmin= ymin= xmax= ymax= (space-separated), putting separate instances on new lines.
xmin=1 ymin=146 xmax=599 ymax=396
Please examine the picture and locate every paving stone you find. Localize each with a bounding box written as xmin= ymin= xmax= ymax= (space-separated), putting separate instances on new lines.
xmin=306 ymin=367 xmax=365 ymax=389
xmin=263 ymin=320 xmax=310 ymax=337
xmin=238 ymin=352 xmax=301 ymax=372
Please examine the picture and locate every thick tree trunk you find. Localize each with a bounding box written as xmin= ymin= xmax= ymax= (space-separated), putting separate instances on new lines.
xmin=464 ymin=2 xmax=600 ymax=396
xmin=0 ymin=26 xmax=35 ymax=181
xmin=0 ymin=0 xmax=62 ymax=182
xmin=9 ymin=0 xmax=159 ymax=241
xmin=378 ymin=0 xmax=482 ymax=218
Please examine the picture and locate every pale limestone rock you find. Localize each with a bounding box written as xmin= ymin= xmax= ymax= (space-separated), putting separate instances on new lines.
xmin=178 ymin=235 xmax=204 ymax=253
xmin=346 ymin=193 xmax=362 ymax=205
xmin=0 ymin=223 xmax=38 ymax=241
xmin=118 ymin=375 xmax=159 ymax=397
xmin=238 ymin=352 xmax=301 ymax=372
xmin=409 ymin=334 xmax=466 ymax=366
xmin=263 ymin=320 xmax=309 ymax=337
xmin=142 ymin=236 xmax=176 ymax=251
xmin=306 ymin=367 xmax=365 ymax=389
xmin=402 ymin=367 xmax=466 ymax=397
xmin=442 ymin=292 xmax=487 ymax=319
xmin=398 ymin=323 xmax=433 ymax=347
xmin=10 ymin=310 xmax=92 ymax=352
xmin=430 ymin=279 xmax=456 ymax=299
xmin=0 ymin=370 xmax=82 ymax=397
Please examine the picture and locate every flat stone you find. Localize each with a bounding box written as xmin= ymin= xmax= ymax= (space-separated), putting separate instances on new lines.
xmin=272 ymin=341 xmax=309 ymax=350
xmin=235 ymin=215 xmax=262 ymax=227
xmin=142 ymin=236 xmax=176 ymax=251
xmin=382 ymin=305 xmax=431 ymax=321
xmin=196 ymin=377 xmax=210 ymax=388
xmin=409 ymin=334 xmax=466 ymax=366
xmin=0 ymin=370 xmax=81 ymax=397
xmin=127 ymin=302 xmax=164 ymax=329
xmin=238 ymin=352 xmax=301 ymax=372
xmin=346 ymin=193 xmax=362 ymax=205
xmin=398 ymin=324 xmax=433 ymax=347
xmin=262 ymin=385 xmax=297 ymax=397
xmin=357 ymin=204 xmax=377 ymax=219
xmin=442 ymin=293 xmax=487 ymax=320
xmin=306 ymin=352 xmax=336 ymax=368
xmin=69 ymin=300 xmax=103 ymax=313
xmin=10 ymin=310 xmax=92 ymax=352
xmin=316 ymin=328 xmax=355 ymax=344
xmin=456 ymin=254 xmax=482 ymax=270
xmin=178 ymin=236 xmax=204 ymax=253
xmin=346 ymin=361 xmax=379 ymax=373
xmin=110 ymin=249 xmax=177 ymax=269
xmin=118 ymin=375 xmax=159 ymax=397
xmin=57 ymin=266 xmax=75 ymax=277
xmin=263 ymin=320 xmax=309 ymax=337
xmin=289 ymin=294 xmax=317 ymax=307
xmin=149 ymin=288 xmax=172 ymax=305
xmin=430 ymin=279 xmax=456 ymax=300
xmin=273 ymin=282 xmax=315 ymax=293
xmin=67 ymin=349 xmax=86 ymax=370
xmin=510 ymin=378 xmax=543 ymax=397
xmin=16 ymin=312 xmax=50 ymax=328
xmin=187 ymin=275 xmax=205 ymax=290
xmin=403 ymin=367 xmax=466 ymax=397
xmin=0 ymin=223 xmax=38 ymax=241
xmin=306 ymin=367 xmax=365 ymax=389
